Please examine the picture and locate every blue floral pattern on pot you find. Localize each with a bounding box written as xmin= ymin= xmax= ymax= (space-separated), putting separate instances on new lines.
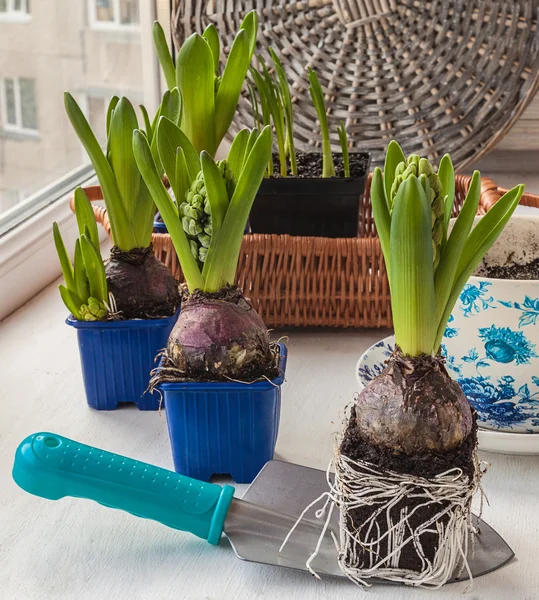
xmin=357 ymin=277 xmax=539 ymax=433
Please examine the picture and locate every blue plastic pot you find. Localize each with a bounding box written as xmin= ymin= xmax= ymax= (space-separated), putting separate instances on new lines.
xmin=153 ymin=212 xmax=167 ymax=233
xmin=67 ymin=309 xmax=179 ymax=411
xmin=160 ymin=343 xmax=287 ymax=483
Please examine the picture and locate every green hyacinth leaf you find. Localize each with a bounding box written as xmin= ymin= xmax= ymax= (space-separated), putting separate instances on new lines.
xmin=201 ymin=151 xmax=229 ymax=233
xmin=64 ymin=92 xmax=137 ymax=250
xmin=107 ymin=97 xmax=141 ymax=216
xmin=133 ymin=129 xmax=204 ymax=292
xmin=80 ymin=234 xmax=108 ymax=304
xmin=59 ymin=285 xmax=83 ymax=319
xmin=438 ymin=153 xmax=455 ymax=232
xmin=434 ymin=184 xmax=524 ymax=351
xmin=203 ymin=126 xmax=272 ymax=291
xmin=203 ymin=23 xmax=220 ymax=74
xmin=52 ymin=222 xmax=75 ymax=294
xmin=106 ymin=96 xmax=119 ymax=139
xmin=390 ymin=175 xmax=436 ymax=356
xmin=153 ymin=21 xmax=176 ymax=90
xmin=156 ymin=115 xmax=200 ymax=185
xmin=383 ymin=140 xmax=406 ymax=207
xmin=371 ymin=167 xmax=391 ymax=278
xmin=227 ymin=128 xmax=249 ymax=183
xmin=177 ymin=33 xmax=216 ymax=155
xmin=73 ymin=239 xmax=90 ymax=303
xmin=434 ymin=170 xmax=480 ymax=334
xmin=139 ymin=105 xmax=153 ymax=142
xmin=214 ymin=30 xmax=251 ymax=152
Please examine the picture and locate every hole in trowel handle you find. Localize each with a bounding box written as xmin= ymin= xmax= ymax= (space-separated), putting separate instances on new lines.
xmin=44 ymin=436 xmax=61 ymax=448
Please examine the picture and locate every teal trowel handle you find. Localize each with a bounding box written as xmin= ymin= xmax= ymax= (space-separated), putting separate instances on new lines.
xmin=12 ymin=432 xmax=234 ymax=545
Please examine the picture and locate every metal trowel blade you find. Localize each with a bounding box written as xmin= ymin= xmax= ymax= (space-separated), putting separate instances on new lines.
xmin=223 ymin=460 xmax=514 ymax=583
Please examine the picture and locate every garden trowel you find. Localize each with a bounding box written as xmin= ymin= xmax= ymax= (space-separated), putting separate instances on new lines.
xmin=12 ymin=433 xmax=513 ymax=584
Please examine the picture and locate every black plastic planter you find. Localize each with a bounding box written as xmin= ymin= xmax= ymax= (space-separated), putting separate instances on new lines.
xmin=249 ymin=152 xmax=371 ymax=238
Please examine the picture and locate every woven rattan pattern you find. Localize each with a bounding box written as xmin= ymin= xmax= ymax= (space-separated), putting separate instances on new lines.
xmin=172 ymin=0 xmax=539 ymax=169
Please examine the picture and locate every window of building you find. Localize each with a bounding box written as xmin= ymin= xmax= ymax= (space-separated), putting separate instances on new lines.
xmin=0 ymin=0 xmax=29 ymax=17
xmin=89 ymin=0 xmax=139 ymax=29
xmin=1 ymin=77 xmax=38 ymax=133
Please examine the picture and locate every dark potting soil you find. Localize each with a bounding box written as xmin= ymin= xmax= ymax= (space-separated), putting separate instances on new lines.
xmin=269 ymin=151 xmax=370 ymax=179
xmin=106 ymin=245 xmax=180 ymax=320
xmin=481 ymin=256 xmax=539 ymax=280
xmin=339 ymin=413 xmax=477 ymax=573
xmin=181 ymin=283 xmax=245 ymax=305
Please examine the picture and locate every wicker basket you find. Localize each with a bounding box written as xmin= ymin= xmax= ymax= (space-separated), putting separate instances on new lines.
xmin=172 ymin=1 xmax=539 ymax=169
xmin=75 ymin=175 xmax=539 ymax=329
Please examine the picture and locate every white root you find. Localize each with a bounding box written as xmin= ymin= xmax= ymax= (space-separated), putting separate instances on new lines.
xmin=280 ymin=443 xmax=487 ymax=590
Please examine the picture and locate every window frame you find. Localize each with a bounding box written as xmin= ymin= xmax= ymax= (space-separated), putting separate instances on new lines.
xmin=88 ymin=0 xmax=140 ymax=31
xmin=0 ymin=0 xmax=30 ymax=20
xmin=0 ymin=76 xmax=39 ymax=135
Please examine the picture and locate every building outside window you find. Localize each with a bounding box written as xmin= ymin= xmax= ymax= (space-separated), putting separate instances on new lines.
xmin=1 ymin=77 xmax=38 ymax=134
xmin=0 ymin=0 xmax=29 ymax=17
xmin=89 ymin=0 xmax=139 ymax=28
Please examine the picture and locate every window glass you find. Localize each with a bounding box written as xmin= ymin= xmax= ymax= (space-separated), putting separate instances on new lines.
xmin=95 ymin=0 xmax=114 ymax=22
xmin=0 ymin=0 xmax=147 ymax=225
xmin=120 ymin=0 xmax=138 ymax=25
xmin=19 ymin=77 xmax=37 ymax=130
xmin=87 ymin=96 xmax=107 ymax=145
xmin=0 ymin=188 xmax=20 ymax=212
xmin=0 ymin=1 xmax=7 ymax=12
xmin=4 ymin=78 xmax=16 ymax=124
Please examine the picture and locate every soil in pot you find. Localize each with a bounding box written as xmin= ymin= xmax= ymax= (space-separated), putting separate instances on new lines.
xmin=106 ymin=245 xmax=180 ymax=320
xmin=474 ymin=216 xmax=539 ymax=281
xmin=270 ymin=151 xmax=370 ymax=179
xmin=480 ymin=256 xmax=539 ymax=280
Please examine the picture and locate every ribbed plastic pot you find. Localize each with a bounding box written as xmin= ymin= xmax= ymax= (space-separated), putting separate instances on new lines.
xmin=248 ymin=152 xmax=371 ymax=238
xmin=160 ymin=343 xmax=287 ymax=484
xmin=66 ymin=309 xmax=179 ymax=411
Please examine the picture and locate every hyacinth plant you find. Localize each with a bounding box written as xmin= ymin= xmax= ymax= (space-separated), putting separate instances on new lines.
xmin=249 ymin=50 xmax=297 ymax=177
xmin=335 ymin=141 xmax=524 ymax=581
xmin=249 ymin=55 xmax=352 ymax=179
xmin=307 ymin=69 xmax=335 ymax=178
xmin=53 ymin=188 xmax=108 ymax=321
xmin=153 ymin=11 xmax=258 ymax=156
xmin=133 ymin=121 xmax=277 ymax=381
xmin=64 ymin=93 xmax=180 ymax=320
xmin=351 ymin=140 xmax=524 ymax=454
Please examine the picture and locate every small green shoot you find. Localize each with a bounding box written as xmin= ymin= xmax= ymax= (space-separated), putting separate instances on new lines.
xmin=307 ymin=69 xmax=335 ymax=178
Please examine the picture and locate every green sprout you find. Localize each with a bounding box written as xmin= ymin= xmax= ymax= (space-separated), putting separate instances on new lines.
xmin=337 ymin=121 xmax=350 ymax=177
xmin=153 ymin=11 xmax=258 ymax=156
xmin=249 ymin=58 xmax=287 ymax=176
xmin=133 ymin=123 xmax=272 ymax=293
xmin=64 ymin=92 xmax=180 ymax=252
xmin=371 ymin=140 xmax=524 ymax=357
xmin=54 ymin=188 xmax=108 ymax=321
xmin=308 ymin=69 xmax=335 ymax=178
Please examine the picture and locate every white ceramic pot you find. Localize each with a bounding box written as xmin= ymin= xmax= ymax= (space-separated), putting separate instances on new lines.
xmin=442 ymin=216 xmax=539 ymax=432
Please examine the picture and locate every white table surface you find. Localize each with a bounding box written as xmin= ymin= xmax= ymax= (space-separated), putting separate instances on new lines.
xmin=1 ymin=279 xmax=539 ymax=600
